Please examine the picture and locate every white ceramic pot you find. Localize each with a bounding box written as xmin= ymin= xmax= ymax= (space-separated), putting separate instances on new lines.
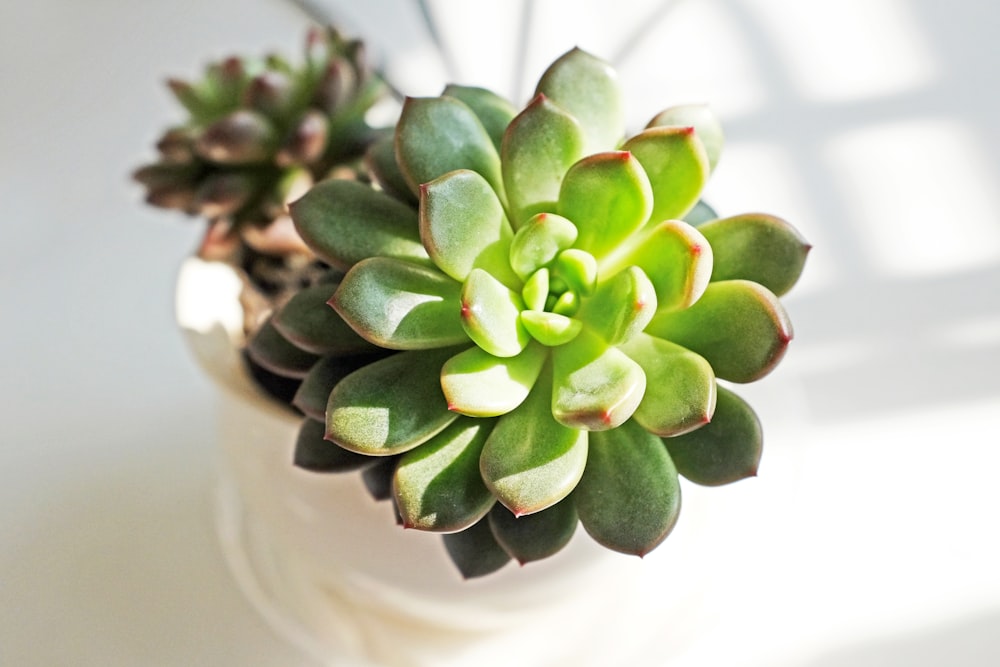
xmin=175 ymin=257 xmax=713 ymax=667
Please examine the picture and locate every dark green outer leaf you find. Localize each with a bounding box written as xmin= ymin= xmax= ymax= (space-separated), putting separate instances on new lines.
xmin=290 ymin=178 xmax=426 ymax=271
xmin=646 ymin=279 xmax=793 ymax=383
xmin=272 ymin=283 xmax=382 ymax=356
xmin=365 ymin=133 xmax=418 ymax=205
xmin=664 ymin=386 xmax=762 ymax=487
xmin=293 ymin=352 xmax=393 ymax=421
xmin=697 ymin=213 xmax=811 ymax=296
xmin=488 ymin=499 xmax=578 ymax=565
xmin=574 ymin=419 xmax=681 ymax=556
xmin=293 ymin=418 xmax=376 ymax=473
xmin=393 ymin=417 xmax=496 ymax=532
xmin=362 ymin=456 xmax=400 ymax=501
xmin=325 ymin=347 xmax=462 ymax=455
xmin=442 ymin=515 xmax=512 ymax=579
xmin=396 ymin=96 xmax=503 ymax=198
xmin=245 ymin=317 xmax=319 ymax=379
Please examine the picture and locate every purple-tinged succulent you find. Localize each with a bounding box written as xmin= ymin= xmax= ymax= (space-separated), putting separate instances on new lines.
xmin=264 ymin=47 xmax=809 ymax=577
xmin=133 ymin=26 xmax=388 ymax=254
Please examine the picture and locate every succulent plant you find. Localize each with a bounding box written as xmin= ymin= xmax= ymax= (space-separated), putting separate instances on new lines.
xmin=133 ymin=26 xmax=389 ymax=254
xmin=261 ymin=47 xmax=809 ymax=577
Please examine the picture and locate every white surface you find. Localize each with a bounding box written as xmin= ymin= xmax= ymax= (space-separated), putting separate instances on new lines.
xmin=2 ymin=1 xmax=998 ymax=665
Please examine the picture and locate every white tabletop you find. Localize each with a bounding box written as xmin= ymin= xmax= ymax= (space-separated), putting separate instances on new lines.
xmin=2 ymin=1 xmax=998 ymax=665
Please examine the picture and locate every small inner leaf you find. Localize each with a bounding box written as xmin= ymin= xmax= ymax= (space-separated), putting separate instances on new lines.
xmin=576 ymin=266 xmax=657 ymax=346
xmin=332 ymin=257 xmax=468 ymax=350
xmin=553 ymin=249 xmax=598 ymax=297
xmin=520 ymin=310 xmax=583 ymax=347
xmin=521 ymin=268 xmax=549 ymax=312
xmin=508 ymin=213 xmax=579 ymax=281
xmin=460 ymin=269 xmax=529 ymax=358
xmin=440 ymin=343 xmax=548 ymax=417
xmin=575 ymin=418 xmax=681 ymax=557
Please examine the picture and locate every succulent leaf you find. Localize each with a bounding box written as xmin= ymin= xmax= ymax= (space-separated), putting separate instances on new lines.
xmin=664 ymin=386 xmax=762 ymax=486
xmin=291 ymin=179 xmax=427 ymax=270
xmin=393 ymin=417 xmax=496 ymax=532
xmin=646 ymin=280 xmax=793 ymax=383
xmin=575 ymin=419 xmax=682 ymax=556
xmin=460 ymin=269 xmax=530 ymax=357
xmin=294 ymin=418 xmax=376 ymax=472
xmin=293 ymin=352 xmax=392 ymax=420
xmin=697 ymin=214 xmax=811 ymax=296
xmin=619 ymin=333 xmax=717 ymax=436
xmin=551 ymin=328 xmax=646 ymax=430
xmin=558 ymin=151 xmax=653 ymax=258
xmin=442 ymin=515 xmax=512 ymax=579
xmin=419 ymin=169 xmax=518 ymax=287
xmin=647 ymin=104 xmax=724 ymax=172
xmin=535 ymin=47 xmax=625 ymax=155
xmin=272 ymin=282 xmax=381 ymax=355
xmin=576 ymin=266 xmax=657 ymax=346
xmin=622 ymin=126 xmax=710 ymax=224
xmin=246 ymin=317 xmax=320 ymax=378
xmin=508 ymin=213 xmax=579 ymax=281
xmin=520 ymin=310 xmax=584 ymax=347
xmin=440 ymin=343 xmax=548 ymax=417
xmin=442 ymin=84 xmax=518 ymax=151
xmin=333 ymin=258 xmax=467 ymax=350
xmin=501 ymin=94 xmax=585 ymax=226
xmin=396 ymin=96 xmax=503 ymax=198
xmin=487 ymin=500 xmax=578 ymax=565
xmin=366 ymin=133 xmax=419 ymax=205
xmin=325 ymin=347 xmax=462 ymax=455
xmin=603 ymin=220 xmax=712 ymax=313
xmin=480 ymin=367 xmax=589 ymax=516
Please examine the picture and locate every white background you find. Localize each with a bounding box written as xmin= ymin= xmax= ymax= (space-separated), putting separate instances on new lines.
xmin=2 ymin=0 xmax=998 ymax=665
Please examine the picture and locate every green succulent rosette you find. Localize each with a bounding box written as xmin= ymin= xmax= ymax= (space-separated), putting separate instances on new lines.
xmin=282 ymin=48 xmax=809 ymax=577
xmin=134 ymin=26 xmax=388 ymax=241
